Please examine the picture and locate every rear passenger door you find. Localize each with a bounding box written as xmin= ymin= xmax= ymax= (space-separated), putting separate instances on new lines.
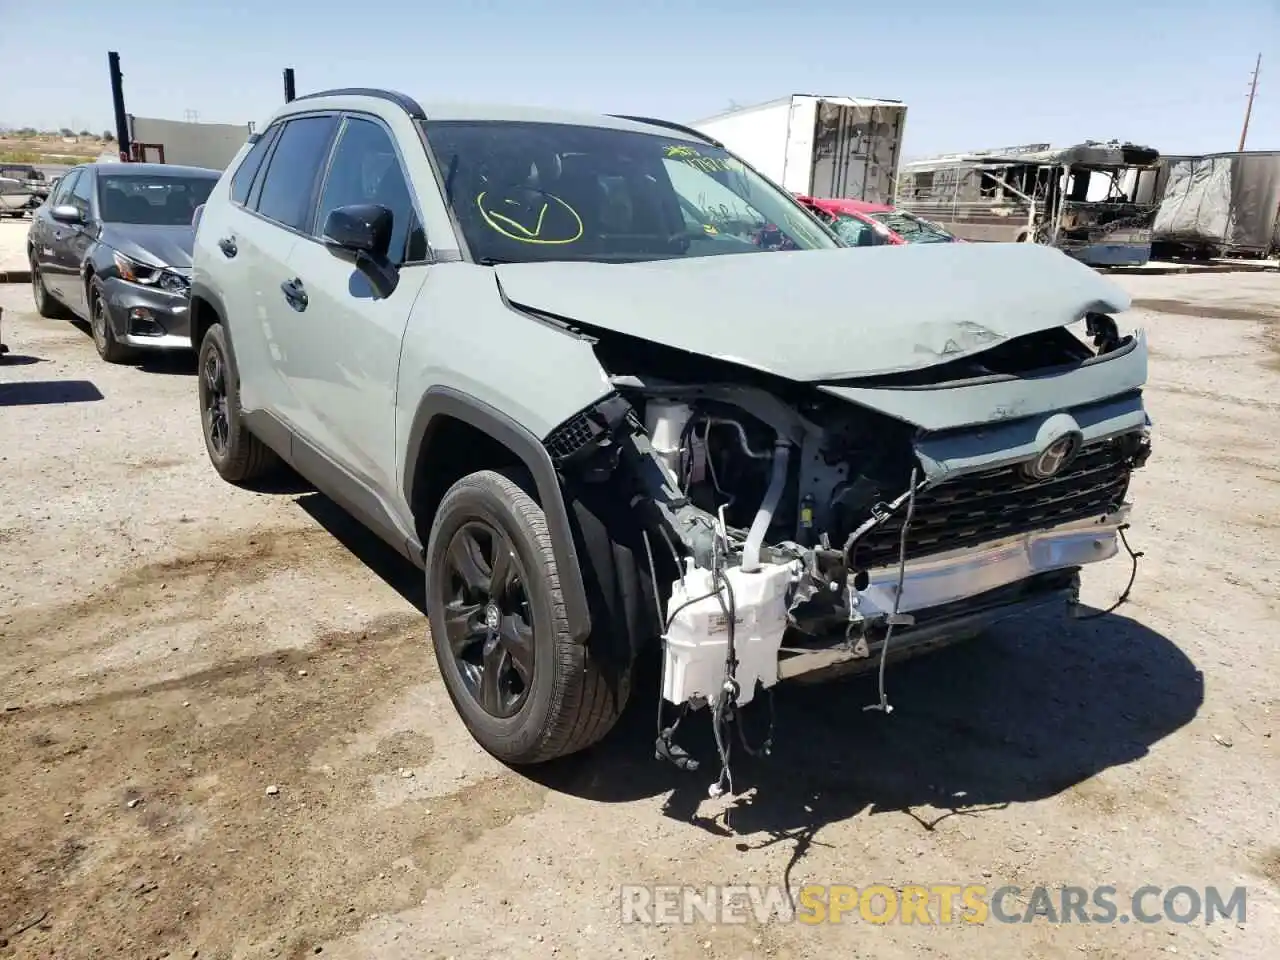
xmin=32 ymin=170 xmax=79 ymax=298
xmin=214 ymin=113 xmax=338 ymax=419
xmin=279 ymin=113 xmax=431 ymax=496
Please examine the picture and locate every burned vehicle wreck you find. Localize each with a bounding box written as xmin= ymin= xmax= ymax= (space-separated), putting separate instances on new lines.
xmin=499 ymin=241 xmax=1151 ymax=793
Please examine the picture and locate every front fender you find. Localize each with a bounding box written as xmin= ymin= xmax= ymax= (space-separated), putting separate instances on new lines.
xmin=404 ymin=386 xmax=594 ymax=643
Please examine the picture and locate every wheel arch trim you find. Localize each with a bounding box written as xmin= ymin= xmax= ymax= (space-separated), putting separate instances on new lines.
xmin=188 ymin=280 xmax=235 ymax=369
xmin=405 ymin=386 xmax=592 ymax=643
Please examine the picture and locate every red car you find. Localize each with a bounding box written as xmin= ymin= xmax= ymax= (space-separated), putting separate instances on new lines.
xmin=796 ymin=196 xmax=960 ymax=247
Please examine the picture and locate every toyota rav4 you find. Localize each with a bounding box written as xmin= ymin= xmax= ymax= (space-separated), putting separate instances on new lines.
xmin=189 ymin=89 xmax=1152 ymax=786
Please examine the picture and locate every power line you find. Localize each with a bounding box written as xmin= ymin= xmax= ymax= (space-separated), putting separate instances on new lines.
xmin=1239 ymin=53 xmax=1261 ymax=152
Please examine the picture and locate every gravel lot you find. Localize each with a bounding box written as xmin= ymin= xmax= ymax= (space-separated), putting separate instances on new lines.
xmin=0 ymin=221 xmax=30 ymax=275
xmin=0 ymin=270 xmax=1277 ymax=960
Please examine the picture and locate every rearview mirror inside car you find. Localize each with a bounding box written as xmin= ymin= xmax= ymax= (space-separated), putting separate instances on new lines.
xmin=322 ymin=204 xmax=393 ymax=260
xmin=50 ymin=204 xmax=84 ymax=225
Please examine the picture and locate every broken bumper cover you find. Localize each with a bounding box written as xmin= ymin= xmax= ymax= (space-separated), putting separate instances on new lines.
xmin=102 ymin=276 xmax=192 ymax=351
xmin=778 ymin=506 xmax=1130 ymax=680
xmin=850 ymin=505 xmax=1127 ymax=621
xmin=661 ymin=506 xmax=1132 ymax=704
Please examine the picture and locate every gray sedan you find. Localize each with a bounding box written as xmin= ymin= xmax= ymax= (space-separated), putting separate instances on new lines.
xmin=27 ymin=162 xmax=219 ymax=363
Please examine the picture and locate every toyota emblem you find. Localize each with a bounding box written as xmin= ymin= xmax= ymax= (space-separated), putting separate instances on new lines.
xmin=1022 ymin=433 xmax=1082 ymax=480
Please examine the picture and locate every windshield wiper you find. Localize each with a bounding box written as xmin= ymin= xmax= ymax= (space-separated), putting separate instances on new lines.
xmin=476 ymin=256 xmax=520 ymax=265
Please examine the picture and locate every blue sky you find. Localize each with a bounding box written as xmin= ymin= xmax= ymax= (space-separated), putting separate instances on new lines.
xmin=0 ymin=0 xmax=1275 ymax=157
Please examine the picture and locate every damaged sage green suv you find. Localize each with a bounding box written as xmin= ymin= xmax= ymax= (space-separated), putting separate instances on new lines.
xmin=189 ymin=89 xmax=1152 ymax=780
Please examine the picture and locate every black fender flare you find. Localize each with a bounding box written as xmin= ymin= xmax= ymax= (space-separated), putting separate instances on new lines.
xmin=188 ymin=280 xmax=236 ymax=369
xmin=404 ymin=386 xmax=593 ymax=643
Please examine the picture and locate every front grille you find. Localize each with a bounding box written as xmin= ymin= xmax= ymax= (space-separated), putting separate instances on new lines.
xmin=852 ymin=436 xmax=1135 ymax=568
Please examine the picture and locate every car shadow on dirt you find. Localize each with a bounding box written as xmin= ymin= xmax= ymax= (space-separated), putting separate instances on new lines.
xmin=292 ymin=488 xmax=1205 ymax=859
xmin=550 ymin=610 xmax=1202 ymax=853
xmin=295 ymin=491 xmax=426 ymax=610
xmin=135 ymin=350 xmax=198 ymax=377
xmin=0 ymin=378 xmax=104 ymax=406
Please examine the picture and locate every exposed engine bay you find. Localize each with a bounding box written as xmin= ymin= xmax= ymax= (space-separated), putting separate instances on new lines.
xmin=538 ymin=297 xmax=1153 ymax=798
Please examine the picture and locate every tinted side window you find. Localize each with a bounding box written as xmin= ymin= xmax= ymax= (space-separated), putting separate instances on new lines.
xmin=253 ymin=115 xmax=338 ymax=231
xmin=315 ymin=116 xmax=424 ymax=264
xmin=69 ymin=171 xmax=94 ymax=217
xmin=50 ymin=170 xmax=79 ymax=205
xmin=230 ymin=125 xmax=278 ymax=206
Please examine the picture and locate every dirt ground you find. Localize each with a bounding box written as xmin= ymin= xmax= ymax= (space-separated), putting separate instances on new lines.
xmin=0 ymin=222 xmax=32 ymax=274
xmin=0 ymin=270 xmax=1277 ymax=960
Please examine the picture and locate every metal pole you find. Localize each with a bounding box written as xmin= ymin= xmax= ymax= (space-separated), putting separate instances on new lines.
xmin=1239 ymin=53 xmax=1261 ymax=152
xmin=283 ymin=68 xmax=296 ymax=103
xmin=108 ymin=51 xmax=131 ymax=161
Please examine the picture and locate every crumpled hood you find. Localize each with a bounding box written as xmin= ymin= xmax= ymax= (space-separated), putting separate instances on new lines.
xmin=495 ymin=242 xmax=1131 ymax=381
xmin=101 ymin=224 xmax=195 ymax=270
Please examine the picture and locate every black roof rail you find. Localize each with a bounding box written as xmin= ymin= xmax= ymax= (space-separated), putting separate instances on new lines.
xmin=292 ymin=87 xmax=426 ymax=120
xmin=610 ymin=115 xmax=722 ymax=148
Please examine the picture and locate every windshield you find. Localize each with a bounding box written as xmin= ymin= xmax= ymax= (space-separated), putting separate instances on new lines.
xmin=870 ymin=210 xmax=956 ymax=243
xmin=422 ymin=120 xmax=838 ymax=264
xmin=97 ymin=174 xmax=217 ymax=225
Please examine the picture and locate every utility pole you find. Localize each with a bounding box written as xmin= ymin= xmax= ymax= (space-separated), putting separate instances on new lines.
xmin=1239 ymin=53 xmax=1261 ymax=152
xmin=107 ymin=51 xmax=131 ymax=161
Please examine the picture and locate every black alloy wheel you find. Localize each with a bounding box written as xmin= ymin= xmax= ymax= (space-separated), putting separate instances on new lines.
xmin=440 ymin=519 xmax=536 ymax=719
xmin=201 ymin=344 xmax=230 ymax=457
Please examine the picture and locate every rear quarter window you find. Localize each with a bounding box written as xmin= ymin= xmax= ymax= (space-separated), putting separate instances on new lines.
xmin=230 ymin=126 xmax=279 ymax=206
xmin=252 ymin=115 xmax=339 ymax=231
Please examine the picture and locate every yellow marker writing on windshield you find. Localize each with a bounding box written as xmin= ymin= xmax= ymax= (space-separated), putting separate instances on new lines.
xmin=476 ymin=191 xmax=584 ymax=245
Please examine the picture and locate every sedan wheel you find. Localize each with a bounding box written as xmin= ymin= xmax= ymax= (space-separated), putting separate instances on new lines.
xmin=89 ymin=281 xmax=132 ymax=364
xmin=30 ymin=259 xmax=64 ymax=319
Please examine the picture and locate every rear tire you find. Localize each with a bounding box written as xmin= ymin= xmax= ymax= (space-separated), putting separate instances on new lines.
xmin=30 ymin=256 xmax=65 ymax=319
xmin=425 ymin=470 xmax=629 ymax=765
xmin=197 ymin=322 xmax=280 ymax=485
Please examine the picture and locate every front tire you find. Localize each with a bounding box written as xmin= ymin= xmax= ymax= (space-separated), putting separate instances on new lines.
xmin=426 ymin=470 xmax=629 ymax=765
xmin=197 ymin=322 xmax=280 ymax=485
xmin=89 ymin=277 xmax=135 ymax=364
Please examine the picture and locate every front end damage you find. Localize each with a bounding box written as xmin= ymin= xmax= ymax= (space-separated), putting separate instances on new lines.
xmin=526 ymin=255 xmax=1153 ymax=795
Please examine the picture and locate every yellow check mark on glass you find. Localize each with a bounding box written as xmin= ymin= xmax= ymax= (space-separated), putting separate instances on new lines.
xmin=488 ymin=201 xmax=549 ymax=238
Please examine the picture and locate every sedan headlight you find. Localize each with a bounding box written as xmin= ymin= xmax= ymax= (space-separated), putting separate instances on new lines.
xmin=159 ymin=271 xmax=190 ymax=295
xmin=113 ymin=251 xmax=190 ymax=296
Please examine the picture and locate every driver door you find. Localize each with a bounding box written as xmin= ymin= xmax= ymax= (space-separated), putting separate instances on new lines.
xmin=276 ymin=113 xmax=431 ymax=495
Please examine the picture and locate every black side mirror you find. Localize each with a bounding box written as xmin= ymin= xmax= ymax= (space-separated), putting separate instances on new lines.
xmin=50 ymin=204 xmax=84 ymax=225
xmin=322 ymin=204 xmax=393 ymax=260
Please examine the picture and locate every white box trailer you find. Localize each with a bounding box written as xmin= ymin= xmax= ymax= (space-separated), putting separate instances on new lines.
xmin=691 ymin=94 xmax=908 ymax=204
xmin=1152 ymin=151 xmax=1280 ymax=258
